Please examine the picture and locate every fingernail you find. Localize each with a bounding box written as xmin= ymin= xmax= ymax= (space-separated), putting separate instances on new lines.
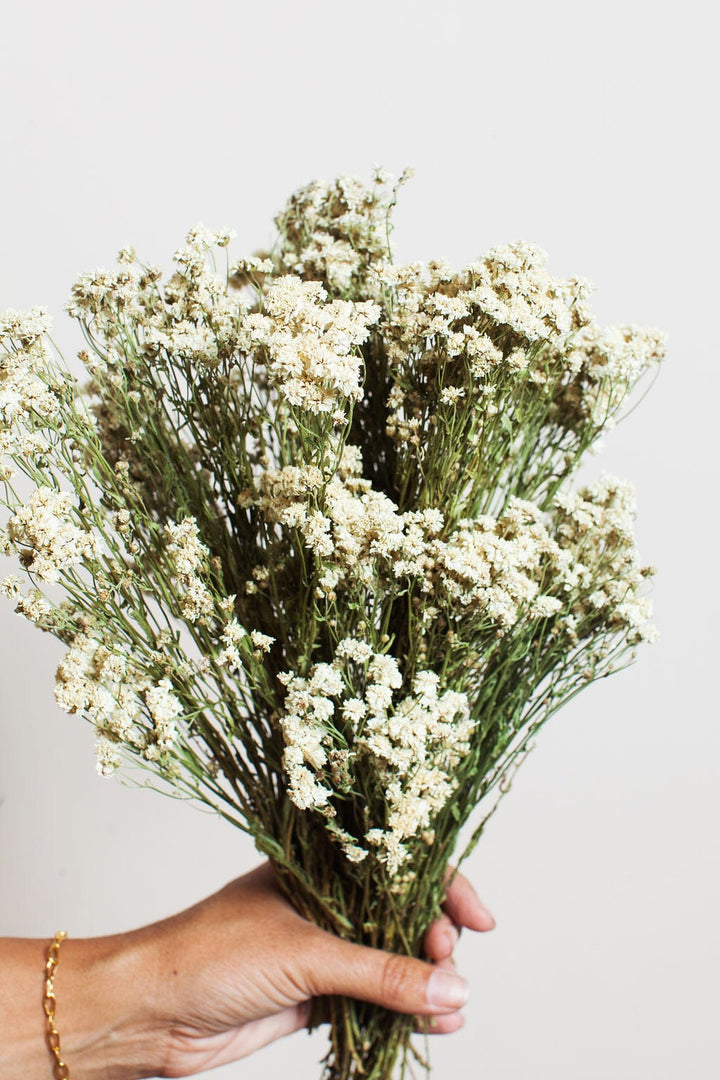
xmin=442 ymin=926 xmax=459 ymax=952
xmin=427 ymin=970 xmax=470 ymax=1009
xmin=480 ymin=905 xmax=496 ymax=929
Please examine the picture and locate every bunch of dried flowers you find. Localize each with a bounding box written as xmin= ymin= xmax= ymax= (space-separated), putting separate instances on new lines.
xmin=0 ymin=167 xmax=662 ymax=1078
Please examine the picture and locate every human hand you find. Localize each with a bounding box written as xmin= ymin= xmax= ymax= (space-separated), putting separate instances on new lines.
xmin=148 ymin=861 xmax=494 ymax=1076
xmin=55 ymin=861 xmax=495 ymax=1079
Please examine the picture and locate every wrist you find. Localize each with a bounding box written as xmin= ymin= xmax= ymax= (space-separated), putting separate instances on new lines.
xmin=56 ymin=930 xmax=167 ymax=1080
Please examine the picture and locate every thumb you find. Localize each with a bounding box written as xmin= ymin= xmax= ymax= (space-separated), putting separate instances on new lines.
xmin=305 ymin=934 xmax=470 ymax=1016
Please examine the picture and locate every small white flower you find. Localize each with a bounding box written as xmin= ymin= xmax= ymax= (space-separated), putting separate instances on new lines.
xmin=95 ymin=737 xmax=122 ymax=777
xmin=439 ymin=386 xmax=466 ymax=405
xmin=0 ymin=574 xmax=22 ymax=598
xmin=250 ymin=630 xmax=275 ymax=653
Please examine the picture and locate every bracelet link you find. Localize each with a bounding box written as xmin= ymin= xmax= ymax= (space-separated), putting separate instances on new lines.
xmin=45 ymin=930 xmax=70 ymax=1079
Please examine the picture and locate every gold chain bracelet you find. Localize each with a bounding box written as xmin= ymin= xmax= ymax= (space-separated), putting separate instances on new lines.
xmin=43 ymin=930 xmax=70 ymax=1079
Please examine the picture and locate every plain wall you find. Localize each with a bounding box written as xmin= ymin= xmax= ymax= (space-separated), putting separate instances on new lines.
xmin=1 ymin=2 xmax=718 ymax=1077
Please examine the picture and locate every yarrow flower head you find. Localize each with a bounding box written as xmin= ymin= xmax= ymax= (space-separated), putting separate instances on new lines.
xmin=7 ymin=487 xmax=102 ymax=583
xmin=243 ymin=275 xmax=380 ymax=417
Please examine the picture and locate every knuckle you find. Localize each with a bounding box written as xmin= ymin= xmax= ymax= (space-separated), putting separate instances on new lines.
xmin=380 ymin=953 xmax=413 ymax=1006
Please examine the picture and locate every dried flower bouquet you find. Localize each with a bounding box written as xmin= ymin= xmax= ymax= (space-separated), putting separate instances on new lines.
xmin=0 ymin=168 xmax=662 ymax=1079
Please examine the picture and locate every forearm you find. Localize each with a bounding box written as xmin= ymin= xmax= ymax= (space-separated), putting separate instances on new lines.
xmin=0 ymin=934 xmax=163 ymax=1080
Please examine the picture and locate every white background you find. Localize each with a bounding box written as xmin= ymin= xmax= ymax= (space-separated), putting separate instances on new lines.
xmin=1 ymin=2 xmax=718 ymax=1077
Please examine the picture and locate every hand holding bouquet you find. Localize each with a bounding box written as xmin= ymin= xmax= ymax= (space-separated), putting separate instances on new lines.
xmin=0 ymin=167 xmax=663 ymax=1078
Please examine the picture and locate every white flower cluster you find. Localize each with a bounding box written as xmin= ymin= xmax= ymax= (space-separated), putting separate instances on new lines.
xmin=66 ymin=265 xmax=147 ymax=327
xmin=278 ymin=641 xmax=473 ymax=873
xmin=274 ymin=167 xmax=411 ymax=291
xmin=278 ymin=660 xmax=343 ymax=812
xmin=163 ymin=517 xmax=214 ymax=622
xmin=216 ymin=617 xmax=276 ymax=670
xmin=54 ymin=631 xmax=184 ymax=774
xmin=428 ymin=499 xmax=573 ymax=629
xmin=369 ymin=248 xmax=663 ymax=464
xmin=373 ymin=245 xmax=593 ymax=370
xmin=554 ymin=474 xmax=657 ymax=644
xmin=558 ymin=322 xmax=667 ymax=427
xmin=145 ymin=320 xmax=222 ymax=367
xmin=146 ymin=225 xmax=241 ymax=364
xmin=242 ymin=275 xmax=380 ymax=417
xmin=258 ymin=450 xmax=564 ymax=626
xmin=1 ymin=308 xmax=61 ymax=479
xmin=216 ymin=617 xmax=246 ymax=673
xmin=0 ymin=574 xmax=22 ymax=598
xmin=5 ymin=586 xmax=53 ymax=627
xmin=361 ymin=667 xmax=473 ymax=875
xmin=463 ymin=243 xmax=592 ymax=345
xmin=68 ymin=225 xmax=242 ymax=365
xmin=257 ymin=444 xmax=442 ymax=588
xmin=143 ymin=678 xmax=184 ymax=755
xmin=250 ymin=629 xmax=275 ymax=653
xmin=258 ymin=446 xmax=654 ymax=650
xmin=8 ymin=486 xmax=102 ymax=583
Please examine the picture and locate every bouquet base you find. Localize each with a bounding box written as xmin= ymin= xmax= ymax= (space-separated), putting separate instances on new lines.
xmin=319 ymin=998 xmax=416 ymax=1080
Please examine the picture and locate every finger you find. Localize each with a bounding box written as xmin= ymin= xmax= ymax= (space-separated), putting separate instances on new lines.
xmin=415 ymin=1011 xmax=465 ymax=1035
xmin=306 ymin=935 xmax=469 ymax=1017
xmin=308 ymin=995 xmax=463 ymax=1035
xmin=194 ymin=1002 xmax=313 ymax=1066
xmin=414 ymin=957 xmax=463 ymax=1034
xmin=424 ymin=913 xmax=459 ymax=962
xmin=443 ymin=866 xmax=495 ymax=931
xmin=238 ymin=1001 xmax=313 ymax=1051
